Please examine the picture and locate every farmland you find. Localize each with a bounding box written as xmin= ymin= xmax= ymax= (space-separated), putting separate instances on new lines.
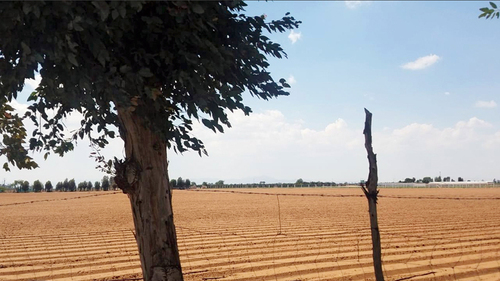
xmin=1 ymin=188 xmax=500 ymax=281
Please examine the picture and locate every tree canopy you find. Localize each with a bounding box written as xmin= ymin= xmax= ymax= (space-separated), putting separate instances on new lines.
xmin=0 ymin=1 xmax=299 ymax=171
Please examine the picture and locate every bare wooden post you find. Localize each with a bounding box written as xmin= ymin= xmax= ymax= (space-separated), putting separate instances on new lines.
xmin=361 ymin=108 xmax=384 ymax=281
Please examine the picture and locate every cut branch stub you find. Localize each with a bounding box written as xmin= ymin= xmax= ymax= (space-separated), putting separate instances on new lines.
xmin=114 ymin=157 xmax=141 ymax=194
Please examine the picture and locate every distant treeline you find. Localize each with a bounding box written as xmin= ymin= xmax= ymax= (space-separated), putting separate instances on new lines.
xmin=1 ymin=176 xmax=117 ymax=193
xmin=197 ymin=179 xmax=347 ymax=188
xmin=398 ymin=176 xmax=498 ymax=184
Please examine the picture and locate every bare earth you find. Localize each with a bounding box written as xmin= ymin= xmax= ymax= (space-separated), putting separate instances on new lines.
xmin=1 ymin=188 xmax=499 ymax=281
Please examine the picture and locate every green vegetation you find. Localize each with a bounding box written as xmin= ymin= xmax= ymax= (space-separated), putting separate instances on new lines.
xmin=21 ymin=181 xmax=29 ymax=193
xmin=45 ymin=181 xmax=53 ymax=192
xmin=1 ymin=176 xmax=123 ymax=193
xmin=479 ymin=2 xmax=500 ymax=19
xmin=169 ymin=177 xmax=193 ymax=189
xmin=101 ymin=176 xmax=110 ymax=191
xmin=33 ymin=180 xmax=43 ymax=192
xmin=94 ymin=181 xmax=101 ymax=191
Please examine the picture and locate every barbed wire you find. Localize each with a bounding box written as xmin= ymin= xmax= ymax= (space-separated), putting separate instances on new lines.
xmin=0 ymin=191 xmax=122 ymax=207
xmin=185 ymin=188 xmax=500 ymax=200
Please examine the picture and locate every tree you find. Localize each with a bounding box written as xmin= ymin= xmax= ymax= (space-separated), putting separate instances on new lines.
xmin=434 ymin=176 xmax=442 ymax=182
xmin=12 ymin=180 xmax=24 ymax=192
xmin=479 ymin=2 xmax=500 ymax=19
xmin=55 ymin=181 xmax=63 ymax=192
xmin=0 ymin=2 xmax=299 ymax=280
xmin=45 ymin=180 xmax=53 ymax=192
xmin=403 ymin=177 xmax=415 ymax=183
xmin=177 ymin=177 xmax=184 ymax=189
xmin=63 ymin=178 xmax=69 ymax=192
xmin=185 ymin=179 xmax=191 ymax=188
xmin=295 ymin=178 xmax=304 ymax=186
xmin=78 ymin=181 xmax=87 ymax=191
xmin=69 ymin=179 xmax=76 ymax=192
xmin=215 ymin=180 xmax=225 ymax=187
xmin=170 ymin=179 xmax=177 ymax=189
xmin=102 ymin=176 xmax=110 ymax=191
xmin=422 ymin=177 xmax=433 ymax=184
xmin=87 ymin=181 xmax=93 ymax=191
xmin=33 ymin=180 xmax=43 ymax=192
xmin=458 ymin=177 xmax=464 ymax=182
xmin=443 ymin=176 xmax=451 ymax=182
xmin=21 ymin=180 xmax=29 ymax=193
xmin=94 ymin=181 xmax=101 ymax=191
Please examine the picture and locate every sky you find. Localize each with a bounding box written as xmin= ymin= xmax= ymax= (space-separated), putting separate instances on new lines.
xmin=3 ymin=1 xmax=500 ymax=185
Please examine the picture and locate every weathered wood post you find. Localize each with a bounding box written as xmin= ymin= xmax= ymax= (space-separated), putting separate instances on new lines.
xmin=361 ymin=108 xmax=384 ymax=281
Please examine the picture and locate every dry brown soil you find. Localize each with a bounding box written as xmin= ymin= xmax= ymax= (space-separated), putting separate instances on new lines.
xmin=1 ymin=188 xmax=499 ymax=281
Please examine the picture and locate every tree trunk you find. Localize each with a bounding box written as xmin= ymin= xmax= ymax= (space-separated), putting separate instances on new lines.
xmin=116 ymin=108 xmax=184 ymax=281
xmin=362 ymin=108 xmax=384 ymax=281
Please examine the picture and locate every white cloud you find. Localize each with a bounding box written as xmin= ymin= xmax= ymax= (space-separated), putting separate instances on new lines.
xmin=288 ymin=30 xmax=301 ymax=44
xmin=444 ymin=92 xmax=451 ymax=96
xmin=401 ymin=54 xmax=440 ymax=70
xmin=345 ymin=1 xmax=361 ymax=9
xmin=376 ymin=117 xmax=493 ymax=152
xmin=345 ymin=1 xmax=371 ymax=9
xmin=475 ymin=100 xmax=497 ymax=108
xmin=25 ymin=75 xmax=41 ymax=90
xmin=4 ymin=105 xmax=499 ymax=184
xmin=287 ymin=75 xmax=297 ymax=85
xmin=165 ymin=111 xmax=500 ymax=183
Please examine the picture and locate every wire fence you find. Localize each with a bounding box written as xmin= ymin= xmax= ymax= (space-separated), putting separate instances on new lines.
xmin=0 ymin=188 xmax=499 ymax=281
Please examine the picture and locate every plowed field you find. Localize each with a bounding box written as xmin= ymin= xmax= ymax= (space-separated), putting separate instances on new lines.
xmin=1 ymin=188 xmax=500 ymax=281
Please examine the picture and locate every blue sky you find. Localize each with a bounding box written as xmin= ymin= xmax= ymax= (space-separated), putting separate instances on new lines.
xmin=3 ymin=1 xmax=500 ymax=185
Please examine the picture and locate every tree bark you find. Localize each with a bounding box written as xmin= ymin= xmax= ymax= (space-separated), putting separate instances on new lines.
xmin=362 ymin=108 xmax=384 ymax=281
xmin=116 ymin=107 xmax=184 ymax=281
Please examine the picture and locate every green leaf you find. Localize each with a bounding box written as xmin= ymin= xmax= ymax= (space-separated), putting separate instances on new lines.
xmin=68 ymin=53 xmax=78 ymax=66
xmin=28 ymin=91 xmax=38 ymax=101
xmin=119 ymin=65 xmax=132 ymax=73
xmin=93 ymin=1 xmax=110 ymax=21
xmin=118 ymin=5 xmax=126 ymax=17
xmin=97 ymin=50 xmax=108 ymax=67
xmin=22 ymin=3 xmax=32 ymax=15
xmin=192 ymin=4 xmax=204 ymax=14
xmin=139 ymin=67 xmax=153 ymax=77
xmin=34 ymin=53 xmax=44 ymax=63
xmin=112 ymin=10 xmax=119 ymax=20
xmin=21 ymin=42 xmax=31 ymax=55
xmin=490 ymin=2 xmax=497 ymax=8
xmin=44 ymin=152 xmax=49 ymax=160
xmin=201 ymin=119 xmax=215 ymax=132
xmin=480 ymin=7 xmax=491 ymax=12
